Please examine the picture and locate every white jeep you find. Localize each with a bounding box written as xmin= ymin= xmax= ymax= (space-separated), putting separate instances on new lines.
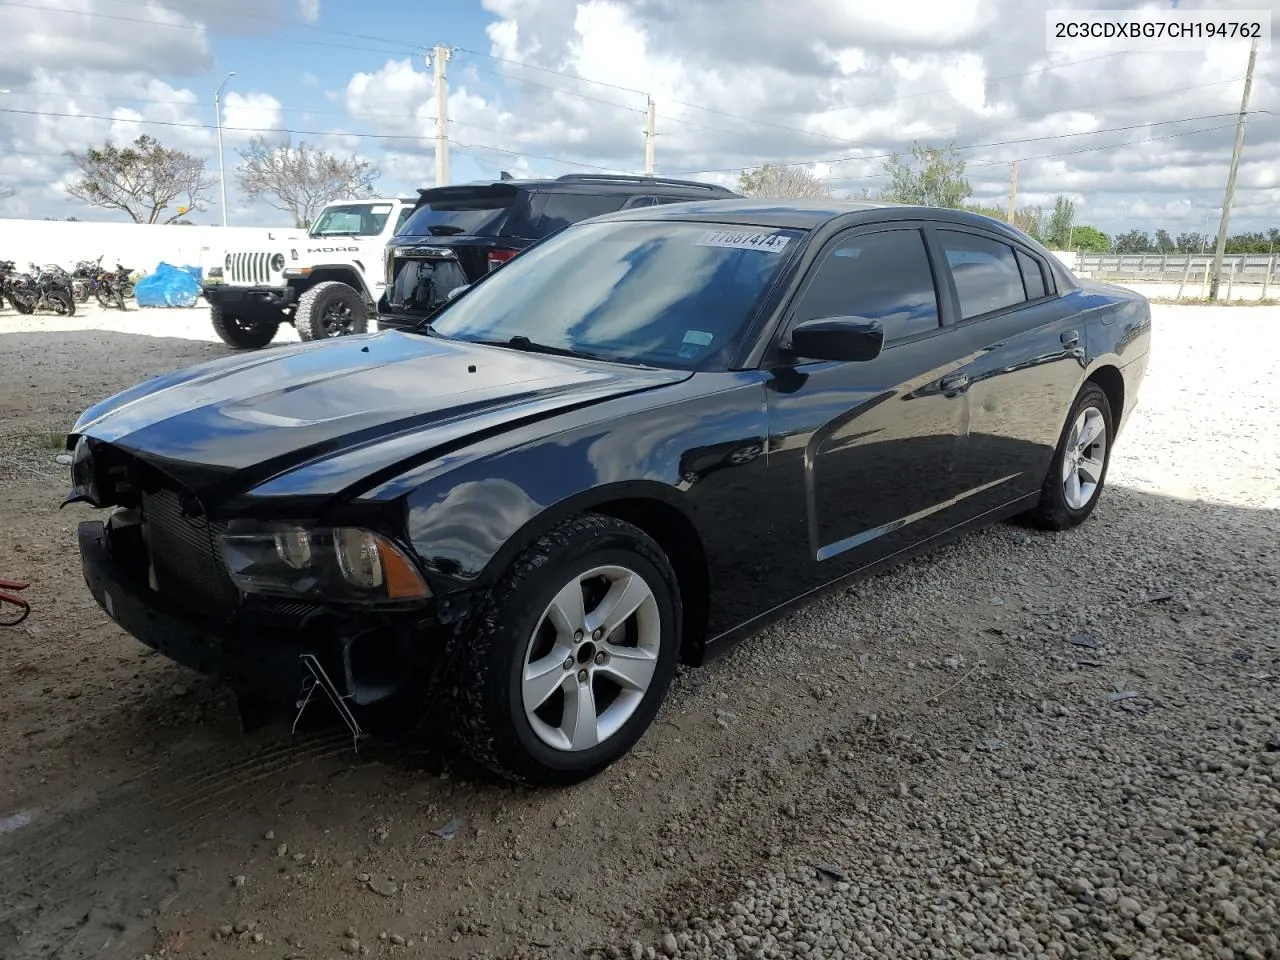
xmin=202 ymin=198 xmax=416 ymax=349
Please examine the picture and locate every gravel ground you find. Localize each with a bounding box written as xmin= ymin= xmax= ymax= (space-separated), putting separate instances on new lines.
xmin=0 ymin=301 xmax=1277 ymax=960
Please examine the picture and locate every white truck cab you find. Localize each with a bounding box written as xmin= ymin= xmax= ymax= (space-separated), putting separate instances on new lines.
xmin=202 ymin=197 xmax=416 ymax=349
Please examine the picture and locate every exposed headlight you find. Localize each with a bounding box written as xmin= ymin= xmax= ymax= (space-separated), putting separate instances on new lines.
xmin=66 ymin=435 xmax=101 ymax=505
xmin=270 ymin=253 xmax=286 ymax=271
xmin=219 ymin=521 xmax=431 ymax=603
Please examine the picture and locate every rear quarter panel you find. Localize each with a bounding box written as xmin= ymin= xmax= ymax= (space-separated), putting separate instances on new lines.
xmin=1075 ymin=278 xmax=1152 ymax=434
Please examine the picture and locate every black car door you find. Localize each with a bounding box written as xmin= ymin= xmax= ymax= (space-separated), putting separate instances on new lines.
xmin=760 ymin=222 xmax=974 ymax=600
xmin=929 ymin=226 xmax=1088 ymax=517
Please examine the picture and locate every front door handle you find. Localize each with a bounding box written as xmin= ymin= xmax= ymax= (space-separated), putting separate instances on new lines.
xmin=940 ymin=373 xmax=969 ymax=392
xmin=1061 ymin=331 xmax=1080 ymax=347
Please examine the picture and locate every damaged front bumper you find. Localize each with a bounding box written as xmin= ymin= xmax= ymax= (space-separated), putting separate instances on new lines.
xmin=77 ymin=518 xmax=452 ymax=715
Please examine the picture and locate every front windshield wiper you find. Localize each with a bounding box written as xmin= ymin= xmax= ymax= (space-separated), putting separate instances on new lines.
xmin=471 ymin=334 xmax=610 ymax=363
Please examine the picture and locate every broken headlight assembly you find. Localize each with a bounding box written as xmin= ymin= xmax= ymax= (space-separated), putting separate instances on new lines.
xmin=65 ymin=435 xmax=102 ymax=507
xmin=218 ymin=521 xmax=432 ymax=603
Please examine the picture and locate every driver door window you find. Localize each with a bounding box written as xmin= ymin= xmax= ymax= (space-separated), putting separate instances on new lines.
xmin=791 ymin=228 xmax=941 ymax=344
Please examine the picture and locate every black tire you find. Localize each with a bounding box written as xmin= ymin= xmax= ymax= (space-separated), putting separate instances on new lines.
xmin=210 ymin=303 xmax=279 ymax=349
xmin=1024 ymin=381 xmax=1114 ymax=531
xmin=43 ymin=289 xmax=75 ymax=317
xmin=452 ymin=515 xmax=682 ymax=786
xmin=72 ymin=279 xmax=90 ymax=303
xmin=295 ymin=281 xmax=368 ymax=341
xmin=94 ymin=287 xmax=113 ymax=310
xmin=10 ymin=291 xmax=35 ymax=314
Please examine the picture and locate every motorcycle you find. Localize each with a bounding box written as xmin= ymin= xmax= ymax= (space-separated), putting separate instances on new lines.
xmin=71 ymin=255 xmax=104 ymax=303
xmin=0 ymin=259 xmax=19 ymax=311
xmin=7 ymin=262 xmax=76 ymax=316
xmin=94 ymin=262 xmax=133 ymax=310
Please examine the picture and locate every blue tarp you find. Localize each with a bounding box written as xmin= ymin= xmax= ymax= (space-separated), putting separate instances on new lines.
xmin=133 ymin=262 xmax=204 ymax=308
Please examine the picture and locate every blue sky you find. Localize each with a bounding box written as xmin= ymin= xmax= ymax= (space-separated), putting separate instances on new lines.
xmin=2 ymin=0 xmax=1277 ymax=235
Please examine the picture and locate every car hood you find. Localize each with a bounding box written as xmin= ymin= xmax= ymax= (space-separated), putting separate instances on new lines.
xmin=72 ymin=330 xmax=690 ymax=507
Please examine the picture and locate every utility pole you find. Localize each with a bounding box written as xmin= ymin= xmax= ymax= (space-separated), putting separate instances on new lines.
xmin=432 ymin=44 xmax=452 ymax=188
xmin=214 ymin=72 xmax=235 ymax=227
xmin=1208 ymin=37 xmax=1258 ymax=300
xmin=1006 ymin=161 xmax=1018 ymax=225
xmin=643 ymin=96 xmax=656 ymax=176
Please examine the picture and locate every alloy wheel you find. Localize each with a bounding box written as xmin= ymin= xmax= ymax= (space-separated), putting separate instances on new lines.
xmin=1061 ymin=406 xmax=1107 ymax=510
xmin=321 ymin=300 xmax=352 ymax=336
xmin=521 ymin=564 xmax=661 ymax=752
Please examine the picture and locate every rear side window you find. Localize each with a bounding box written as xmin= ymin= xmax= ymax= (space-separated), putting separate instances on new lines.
xmin=937 ymin=230 xmax=1027 ymax=320
xmin=1016 ymin=249 xmax=1047 ymax=300
xmin=793 ymin=228 xmax=940 ymax=343
xmin=535 ymin=193 xmax=629 ymax=234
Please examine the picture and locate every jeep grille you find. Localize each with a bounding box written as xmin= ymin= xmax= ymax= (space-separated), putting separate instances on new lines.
xmin=227 ymin=252 xmax=273 ymax=285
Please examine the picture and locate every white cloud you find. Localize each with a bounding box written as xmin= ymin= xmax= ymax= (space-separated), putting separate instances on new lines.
xmin=298 ymin=0 xmax=320 ymax=25
xmin=220 ymin=91 xmax=285 ymax=142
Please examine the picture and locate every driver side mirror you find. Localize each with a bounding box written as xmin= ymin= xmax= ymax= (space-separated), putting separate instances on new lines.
xmin=785 ymin=316 xmax=884 ymax=363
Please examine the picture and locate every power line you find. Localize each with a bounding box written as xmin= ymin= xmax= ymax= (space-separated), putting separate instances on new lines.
xmin=669 ymin=110 xmax=1259 ymax=176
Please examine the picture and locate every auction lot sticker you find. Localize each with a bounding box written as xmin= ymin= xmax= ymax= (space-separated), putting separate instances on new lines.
xmin=696 ymin=230 xmax=792 ymax=254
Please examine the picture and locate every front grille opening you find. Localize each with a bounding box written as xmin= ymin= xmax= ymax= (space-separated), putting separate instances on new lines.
xmin=141 ymin=487 xmax=241 ymax=620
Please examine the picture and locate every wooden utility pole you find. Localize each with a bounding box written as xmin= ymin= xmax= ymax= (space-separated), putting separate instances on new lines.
xmin=1208 ymin=37 xmax=1258 ymax=300
xmin=644 ymin=97 xmax=656 ymax=176
xmin=1006 ymin=161 xmax=1018 ymax=224
xmin=432 ymin=44 xmax=452 ymax=188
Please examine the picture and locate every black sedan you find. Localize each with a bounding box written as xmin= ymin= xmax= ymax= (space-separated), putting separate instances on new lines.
xmin=64 ymin=199 xmax=1151 ymax=785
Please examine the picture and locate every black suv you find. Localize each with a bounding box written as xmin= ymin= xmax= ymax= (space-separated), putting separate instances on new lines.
xmin=376 ymin=173 xmax=740 ymax=331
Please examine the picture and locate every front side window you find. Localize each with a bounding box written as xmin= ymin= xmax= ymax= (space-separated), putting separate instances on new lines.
xmin=937 ymin=230 xmax=1028 ymax=319
xmin=792 ymin=228 xmax=941 ymax=343
xmin=308 ymin=202 xmax=396 ymax=238
xmin=429 ymin=220 xmax=806 ymax=370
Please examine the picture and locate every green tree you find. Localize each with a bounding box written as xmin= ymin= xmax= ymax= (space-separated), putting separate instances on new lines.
xmin=1113 ymin=230 xmax=1151 ymax=254
xmin=1044 ymin=196 xmax=1075 ymax=248
xmin=64 ymin=134 xmax=215 ymax=224
xmin=738 ymin=162 xmax=832 ymax=199
xmin=877 ymin=142 xmax=971 ymax=208
xmin=964 ymin=203 xmax=1043 ymax=240
xmin=1070 ymin=225 xmax=1110 ymax=252
xmin=1153 ymin=229 xmax=1175 ymax=253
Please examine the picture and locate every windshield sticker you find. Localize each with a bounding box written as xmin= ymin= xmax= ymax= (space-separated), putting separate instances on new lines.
xmin=695 ymin=230 xmax=791 ymax=254
xmin=678 ymin=343 xmax=700 ymax=359
xmin=370 ymin=204 xmax=393 ymax=213
xmin=682 ymin=330 xmax=714 ymax=346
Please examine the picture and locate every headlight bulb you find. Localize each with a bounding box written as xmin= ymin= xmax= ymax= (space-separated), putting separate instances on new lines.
xmin=274 ymin=528 xmax=312 ymax=569
xmin=334 ymin=528 xmax=383 ymax=588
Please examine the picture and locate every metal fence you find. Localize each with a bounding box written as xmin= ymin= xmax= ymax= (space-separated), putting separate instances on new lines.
xmin=1076 ymin=253 xmax=1280 ymax=299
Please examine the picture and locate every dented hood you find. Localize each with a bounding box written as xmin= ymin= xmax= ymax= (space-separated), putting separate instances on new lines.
xmin=71 ymin=330 xmax=689 ymax=505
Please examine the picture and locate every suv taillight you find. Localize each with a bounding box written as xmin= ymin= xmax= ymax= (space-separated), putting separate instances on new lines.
xmin=487 ymin=248 xmax=519 ymax=272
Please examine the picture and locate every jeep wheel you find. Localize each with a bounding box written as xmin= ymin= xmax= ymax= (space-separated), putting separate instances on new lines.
xmin=210 ymin=303 xmax=279 ymax=349
xmin=295 ymin=281 xmax=368 ymax=341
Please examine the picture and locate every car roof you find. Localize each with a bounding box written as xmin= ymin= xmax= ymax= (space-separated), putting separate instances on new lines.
xmin=596 ymin=197 xmax=1044 ymax=243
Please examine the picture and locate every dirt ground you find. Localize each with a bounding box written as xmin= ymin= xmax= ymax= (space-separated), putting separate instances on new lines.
xmin=0 ymin=302 xmax=1277 ymax=960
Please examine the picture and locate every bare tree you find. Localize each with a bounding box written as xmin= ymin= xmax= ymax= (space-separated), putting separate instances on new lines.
xmin=738 ymin=162 xmax=832 ymax=199
xmin=64 ymin=135 xmax=214 ymax=224
xmin=236 ymin=136 xmax=380 ymax=228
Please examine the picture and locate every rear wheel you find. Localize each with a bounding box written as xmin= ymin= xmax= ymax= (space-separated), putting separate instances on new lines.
xmin=453 ymin=515 xmax=682 ymax=786
xmin=210 ymin=303 xmax=279 ymax=349
xmin=47 ymin=290 xmax=75 ymax=316
xmin=295 ymin=281 xmax=368 ymax=341
xmin=1024 ymin=381 xmax=1113 ymax=530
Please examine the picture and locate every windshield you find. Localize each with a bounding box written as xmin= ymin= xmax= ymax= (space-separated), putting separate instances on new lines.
xmin=308 ymin=202 xmax=397 ymax=238
xmin=428 ymin=220 xmax=805 ymax=371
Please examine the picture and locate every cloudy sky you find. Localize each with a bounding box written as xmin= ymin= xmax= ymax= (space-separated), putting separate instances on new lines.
xmin=1 ymin=0 xmax=1276 ymax=237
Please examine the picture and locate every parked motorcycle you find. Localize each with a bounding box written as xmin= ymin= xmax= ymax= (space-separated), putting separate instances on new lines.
xmin=94 ymin=262 xmax=133 ymax=310
xmin=0 ymin=259 xmax=19 ymax=311
xmin=71 ymin=255 xmax=104 ymax=303
xmin=7 ymin=262 xmax=76 ymax=316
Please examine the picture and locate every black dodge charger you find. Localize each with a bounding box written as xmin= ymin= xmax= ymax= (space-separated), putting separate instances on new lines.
xmin=65 ymin=199 xmax=1151 ymax=785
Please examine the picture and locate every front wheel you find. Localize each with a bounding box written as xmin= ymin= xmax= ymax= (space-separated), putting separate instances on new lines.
xmin=210 ymin=303 xmax=279 ymax=349
xmin=72 ymin=278 xmax=90 ymax=302
xmin=1024 ymin=381 xmax=1114 ymax=530
xmin=295 ymin=281 xmax=369 ymax=341
xmin=453 ymin=515 xmax=682 ymax=786
xmin=46 ymin=290 xmax=75 ymax=316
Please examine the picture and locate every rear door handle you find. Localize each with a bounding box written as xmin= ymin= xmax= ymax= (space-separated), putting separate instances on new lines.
xmin=940 ymin=373 xmax=969 ymax=392
xmin=1061 ymin=331 xmax=1080 ymax=347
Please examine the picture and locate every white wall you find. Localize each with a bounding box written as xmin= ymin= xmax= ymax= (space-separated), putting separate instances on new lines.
xmin=0 ymin=218 xmax=295 ymax=276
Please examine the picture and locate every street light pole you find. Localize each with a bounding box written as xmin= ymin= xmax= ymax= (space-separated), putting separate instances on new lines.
xmin=214 ymin=72 xmax=235 ymax=227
